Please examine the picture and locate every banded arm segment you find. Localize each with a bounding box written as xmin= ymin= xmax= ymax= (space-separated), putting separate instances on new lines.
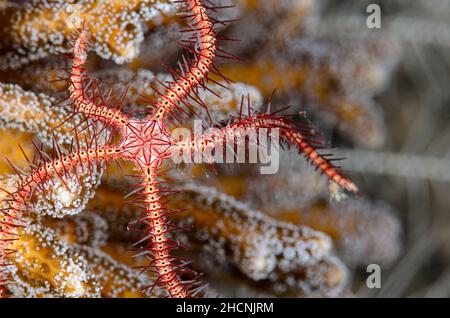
xmin=132 ymin=162 xmax=191 ymax=298
xmin=69 ymin=29 xmax=130 ymax=129
xmin=172 ymin=114 xmax=358 ymax=193
xmin=149 ymin=0 xmax=217 ymax=121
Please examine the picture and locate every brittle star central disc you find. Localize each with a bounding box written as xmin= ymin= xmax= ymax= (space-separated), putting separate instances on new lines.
xmin=119 ymin=119 xmax=172 ymax=164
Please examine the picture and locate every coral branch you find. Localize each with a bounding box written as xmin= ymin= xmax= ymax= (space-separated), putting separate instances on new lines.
xmin=0 ymin=145 xmax=121 ymax=296
xmin=5 ymin=221 xmax=162 ymax=298
xmin=0 ymin=82 xmax=82 ymax=146
xmin=7 ymin=223 xmax=101 ymax=297
xmin=85 ymin=179 xmax=348 ymax=297
xmin=0 ymin=0 xmax=179 ymax=69
xmin=276 ymin=199 xmax=402 ymax=267
xmin=74 ymin=244 xmax=164 ymax=298
xmin=171 ymin=183 xmax=336 ymax=282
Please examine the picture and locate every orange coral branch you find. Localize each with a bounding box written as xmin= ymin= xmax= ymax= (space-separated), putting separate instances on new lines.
xmin=0 ymin=145 xmax=121 ymax=296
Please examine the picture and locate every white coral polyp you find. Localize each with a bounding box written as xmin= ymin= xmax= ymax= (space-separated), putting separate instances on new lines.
xmin=33 ymin=165 xmax=102 ymax=218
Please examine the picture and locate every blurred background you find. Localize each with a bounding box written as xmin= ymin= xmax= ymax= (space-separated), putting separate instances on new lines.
xmin=250 ymin=0 xmax=450 ymax=298
xmin=216 ymin=0 xmax=450 ymax=298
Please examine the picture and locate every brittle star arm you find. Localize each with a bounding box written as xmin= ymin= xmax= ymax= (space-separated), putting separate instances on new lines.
xmin=133 ymin=162 xmax=190 ymax=298
xmin=0 ymin=145 xmax=123 ymax=296
xmin=171 ymin=114 xmax=358 ymax=193
xmin=69 ymin=29 xmax=129 ymax=129
xmin=148 ymin=0 xmax=216 ymax=121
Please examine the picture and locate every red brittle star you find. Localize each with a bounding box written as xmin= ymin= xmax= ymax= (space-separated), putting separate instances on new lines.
xmin=0 ymin=0 xmax=358 ymax=298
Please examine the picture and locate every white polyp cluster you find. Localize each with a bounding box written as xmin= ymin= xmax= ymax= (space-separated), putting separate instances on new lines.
xmin=0 ymin=0 xmax=180 ymax=69
xmin=8 ymin=224 xmax=101 ymax=298
xmin=292 ymin=255 xmax=348 ymax=298
xmin=0 ymin=82 xmax=48 ymax=132
xmin=328 ymin=181 xmax=347 ymax=202
xmin=48 ymin=213 xmax=109 ymax=248
xmin=33 ymin=164 xmax=103 ymax=218
xmin=177 ymin=183 xmax=338 ymax=291
xmin=6 ymin=216 xmax=164 ymax=297
xmin=58 ymin=187 xmax=76 ymax=207
xmin=74 ymin=244 xmax=167 ymax=298
xmin=0 ymin=82 xmax=83 ymax=146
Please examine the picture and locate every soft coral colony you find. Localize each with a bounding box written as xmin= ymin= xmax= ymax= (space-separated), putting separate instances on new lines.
xmin=0 ymin=0 xmax=400 ymax=298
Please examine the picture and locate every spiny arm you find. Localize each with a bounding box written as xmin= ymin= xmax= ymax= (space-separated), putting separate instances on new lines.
xmin=129 ymin=162 xmax=192 ymax=298
xmin=171 ymin=114 xmax=358 ymax=193
xmin=69 ymin=29 xmax=129 ymax=129
xmin=249 ymin=115 xmax=358 ymax=193
xmin=148 ymin=0 xmax=216 ymax=121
